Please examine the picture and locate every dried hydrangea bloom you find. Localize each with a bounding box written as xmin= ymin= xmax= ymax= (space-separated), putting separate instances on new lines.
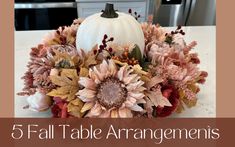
xmin=148 ymin=42 xmax=202 ymax=83
xmin=166 ymin=63 xmax=201 ymax=84
xmin=141 ymin=22 xmax=166 ymax=46
xmin=77 ymin=60 xmax=146 ymax=118
xmin=147 ymin=39 xmax=199 ymax=67
xmin=18 ymin=44 xmax=79 ymax=96
xmin=145 ymin=32 xmax=208 ymax=103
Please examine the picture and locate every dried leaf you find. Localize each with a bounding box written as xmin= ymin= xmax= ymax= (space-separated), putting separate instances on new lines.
xmin=145 ymin=76 xmax=163 ymax=89
xmin=47 ymin=69 xmax=79 ymax=101
xmin=49 ymin=75 xmax=72 ymax=87
xmin=113 ymin=59 xmax=128 ymax=66
xmin=182 ymin=98 xmax=197 ymax=108
xmin=146 ymin=90 xmax=172 ymax=107
xmin=187 ymin=83 xmax=198 ymax=93
xmin=83 ymin=45 xmax=98 ymax=68
xmin=67 ymin=98 xmax=84 ymax=118
xmin=140 ymin=75 xmax=151 ymax=83
xmin=60 ymin=69 xmax=78 ymax=83
xmin=81 ymin=102 xmax=94 ymax=113
xmin=132 ymin=64 xmax=151 ymax=84
xmin=179 ymin=89 xmax=185 ymax=99
xmin=79 ymin=68 xmax=89 ymax=77
xmin=53 ymin=49 xmax=79 ymax=68
xmin=132 ymin=64 xmax=148 ymax=75
xmin=175 ymin=100 xmax=184 ymax=113
xmin=53 ymin=49 xmax=70 ymax=60
xmin=70 ymin=98 xmax=83 ymax=106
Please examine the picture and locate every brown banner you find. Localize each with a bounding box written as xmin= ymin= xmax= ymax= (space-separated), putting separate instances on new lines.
xmin=0 ymin=0 xmax=234 ymax=118
xmin=0 ymin=0 xmax=235 ymax=117
xmin=217 ymin=0 xmax=235 ymax=117
xmin=0 ymin=118 xmax=235 ymax=147
xmin=0 ymin=0 xmax=14 ymax=117
xmin=0 ymin=0 xmax=235 ymax=146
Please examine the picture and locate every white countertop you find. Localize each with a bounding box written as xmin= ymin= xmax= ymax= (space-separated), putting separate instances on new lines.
xmin=14 ymin=26 xmax=216 ymax=118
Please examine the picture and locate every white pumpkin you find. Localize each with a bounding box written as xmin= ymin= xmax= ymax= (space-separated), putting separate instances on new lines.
xmin=76 ymin=3 xmax=145 ymax=55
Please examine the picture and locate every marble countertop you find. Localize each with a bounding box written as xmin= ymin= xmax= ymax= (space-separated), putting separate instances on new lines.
xmin=14 ymin=26 xmax=216 ymax=118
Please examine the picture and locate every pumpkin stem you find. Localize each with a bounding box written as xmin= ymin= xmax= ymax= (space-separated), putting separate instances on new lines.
xmin=101 ymin=3 xmax=118 ymax=18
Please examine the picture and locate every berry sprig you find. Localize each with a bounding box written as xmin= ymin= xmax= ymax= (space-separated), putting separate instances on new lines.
xmin=128 ymin=9 xmax=141 ymax=20
xmin=165 ymin=25 xmax=185 ymax=44
xmin=112 ymin=50 xmax=139 ymax=66
xmin=93 ymin=34 xmax=114 ymax=56
xmin=171 ymin=25 xmax=185 ymax=35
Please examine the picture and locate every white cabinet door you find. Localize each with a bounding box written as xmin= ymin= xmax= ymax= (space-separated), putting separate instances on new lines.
xmin=116 ymin=2 xmax=147 ymax=22
xmin=77 ymin=1 xmax=148 ymax=22
xmin=77 ymin=3 xmax=104 ymax=18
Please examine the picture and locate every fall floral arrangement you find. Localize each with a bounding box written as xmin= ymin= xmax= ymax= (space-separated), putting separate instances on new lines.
xmin=18 ymin=4 xmax=207 ymax=118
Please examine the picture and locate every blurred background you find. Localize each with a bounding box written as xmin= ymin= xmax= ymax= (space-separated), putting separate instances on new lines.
xmin=15 ymin=0 xmax=216 ymax=30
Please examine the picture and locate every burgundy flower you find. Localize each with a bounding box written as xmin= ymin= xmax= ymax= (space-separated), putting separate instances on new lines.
xmin=190 ymin=53 xmax=200 ymax=64
xmin=154 ymin=85 xmax=179 ymax=117
xmin=197 ymin=71 xmax=208 ymax=84
xmin=51 ymin=97 xmax=69 ymax=118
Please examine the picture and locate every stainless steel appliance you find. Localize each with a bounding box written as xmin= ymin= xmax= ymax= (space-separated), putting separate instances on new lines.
xmin=15 ymin=0 xmax=77 ymax=30
xmin=151 ymin=0 xmax=216 ymax=26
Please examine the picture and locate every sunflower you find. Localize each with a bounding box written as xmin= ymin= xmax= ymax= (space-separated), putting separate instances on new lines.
xmin=77 ymin=60 xmax=146 ymax=118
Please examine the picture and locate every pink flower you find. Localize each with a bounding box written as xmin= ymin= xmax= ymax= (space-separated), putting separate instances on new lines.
xmin=141 ymin=22 xmax=167 ymax=46
xmin=77 ymin=60 xmax=146 ymax=118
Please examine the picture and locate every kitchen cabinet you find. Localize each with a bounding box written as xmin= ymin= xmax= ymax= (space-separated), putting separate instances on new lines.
xmin=76 ymin=0 xmax=150 ymax=22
